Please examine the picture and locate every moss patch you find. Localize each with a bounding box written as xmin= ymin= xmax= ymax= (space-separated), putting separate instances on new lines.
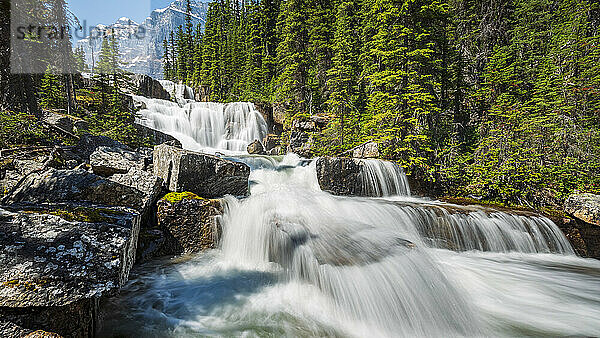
xmin=161 ymin=192 xmax=204 ymax=204
xmin=28 ymin=206 xmax=126 ymax=223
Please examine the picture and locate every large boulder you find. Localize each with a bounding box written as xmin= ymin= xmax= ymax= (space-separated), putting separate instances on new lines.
xmin=41 ymin=111 xmax=73 ymax=134
xmin=247 ymin=140 xmax=266 ymax=155
xmin=90 ymin=147 xmax=144 ymax=177
xmin=263 ymin=134 xmax=280 ymax=152
xmin=128 ymin=74 xmax=170 ymax=100
xmin=153 ymin=144 xmax=250 ymax=198
xmin=316 ymin=157 xmax=363 ymax=196
xmin=3 ymin=169 xmax=147 ymax=212
xmin=156 ymin=192 xmax=223 ymax=254
xmin=0 ymin=203 xmax=140 ymax=337
xmin=109 ymin=168 xmax=165 ymax=229
xmin=565 ymin=193 xmax=600 ymax=227
xmin=0 ymin=159 xmax=46 ymax=200
xmin=564 ymin=193 xmax=600 ymax=259
xmin=74 ymin=134 xmax=129 ymax=161
xmin=133 ymin=123 xmax=182 ymax=148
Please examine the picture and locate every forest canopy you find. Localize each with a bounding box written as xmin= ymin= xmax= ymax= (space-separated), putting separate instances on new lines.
xmin=163 ymin=0 xmax=600 ymax=208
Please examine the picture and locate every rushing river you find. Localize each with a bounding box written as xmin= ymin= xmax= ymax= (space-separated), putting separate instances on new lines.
xmin=101 ymin=89 xmax=600 ymax=337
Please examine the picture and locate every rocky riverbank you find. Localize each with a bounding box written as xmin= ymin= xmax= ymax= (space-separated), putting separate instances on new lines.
xmin=0 ymin=133 xmax=248 ymax=337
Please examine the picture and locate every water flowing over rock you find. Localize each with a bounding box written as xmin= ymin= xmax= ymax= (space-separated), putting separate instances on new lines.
xmin=0 ymin=203 xmax=140 ymax=337
xmin=316 ymin=157 xmax=410 ymax=197
xmin=135 ymin=97 xmax=268 ymax=153
xmin=153 ymin=144 xmax=250 ymax=198
xmin=156 ymin=192 xmax=223 ymax=254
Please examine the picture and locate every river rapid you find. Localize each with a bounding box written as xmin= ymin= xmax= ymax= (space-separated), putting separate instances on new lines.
xmin=100 ymin=88 xmax=600 ymax=337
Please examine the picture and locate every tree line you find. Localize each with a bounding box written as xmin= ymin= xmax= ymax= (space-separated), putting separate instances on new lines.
xmin=164 ymin=0 xmax=600 ymax=207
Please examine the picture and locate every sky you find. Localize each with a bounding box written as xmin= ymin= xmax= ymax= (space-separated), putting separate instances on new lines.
xmin=66 ymin=0 xmax=174 ymax=28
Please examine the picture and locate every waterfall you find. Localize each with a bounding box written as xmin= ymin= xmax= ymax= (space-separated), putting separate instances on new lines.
xmin=359 ymin=159 xmax=411 ymax=196
xmin=135 ymin=97 xmax=268 ymax=154
xmin=102 ymin=94 xmax=600 ymax=337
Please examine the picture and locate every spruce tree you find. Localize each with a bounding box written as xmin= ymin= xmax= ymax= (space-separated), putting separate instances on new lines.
xmin=275 ymin=0 xmax=310 ymax=114
xmin=39 ymin=65 xmax=62 ymax=110
xmin=326 ymin=0 xmax=362 ymax=150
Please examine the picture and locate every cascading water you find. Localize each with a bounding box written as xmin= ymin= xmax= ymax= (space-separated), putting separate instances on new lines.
xmin=359 ymin=159 xmax=411 ymax=196
xmin=135 ymin=97 xmax=268 ymax=153
xmin=102 ymin=94 xmax=600 ymax=337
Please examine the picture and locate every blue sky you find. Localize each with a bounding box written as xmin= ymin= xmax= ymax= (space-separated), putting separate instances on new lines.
xmin=67 ymin=0 xmax=173 ymax=27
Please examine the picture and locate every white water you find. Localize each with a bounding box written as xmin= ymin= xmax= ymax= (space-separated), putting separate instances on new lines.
xmin=104 ymin=95 xmax=600 ymax=337
xmin=134 ymin=97 xmax=268 ymax=154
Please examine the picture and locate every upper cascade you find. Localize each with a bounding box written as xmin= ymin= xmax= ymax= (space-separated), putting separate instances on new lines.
xmin=135 ymin=95 xmax=268 ymax=154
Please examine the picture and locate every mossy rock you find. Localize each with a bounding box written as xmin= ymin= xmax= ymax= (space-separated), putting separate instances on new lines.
xmin=25 ymin=206 xmax=127 ymax=224
xmin=161 ymin=192 xmax=204 ymax=204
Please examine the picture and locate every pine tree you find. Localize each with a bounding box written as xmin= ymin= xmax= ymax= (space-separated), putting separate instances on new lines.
xmin=39 ymin=65 xmax=62 ymax=110
xmin=325 ymin=0 xmax=363 ymax=151
xmin=361 ymin=0 xmax=447 ymax=173
xmin=163 ymin=38 xmax=172 ymax=80
xmin=275 ymin=0 xmax=310 ymax=114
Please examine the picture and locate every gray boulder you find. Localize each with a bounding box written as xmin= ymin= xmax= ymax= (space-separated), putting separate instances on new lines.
xmin=247 ymin=140 xmax=266 ymax=155
xmin=565 ymin=193 xmax=600 ymax=227
xmin=4 ymin=168 xmax=147 ymax=211
xmin=110 ymin=168 xmax=165 ymax=228
xmin=156 ymin=192 xmax=223 ymax=254
xmin=129 ymin=74 xmax=170 ymax=100
xmin=153 ymin=144 xmax=250 ymax=198
xmin=74 ymin=134 xmax=129 ymax=161
xmin=316 ymin=157 xmax=363 ymax=196
xmin=90 ymin=147 xmax=144 ymax=177
xmin=0 ymin=159 xmax=46 ymax=200
xmin=42 ymin=111 xmax=73 ymax=134
xmin=263 ymin=134 xmax=280 ymax=151
xmin=133 ymin=123 xmax=182 ymax=147
xmin=0 ymin=203 xmax=140 ymax=337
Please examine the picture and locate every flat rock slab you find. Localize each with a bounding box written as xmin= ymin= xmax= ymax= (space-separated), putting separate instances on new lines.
xmin=0 ymin=203 xmax=140 ymax=308
xmin=565 ymin=193 xmax=600 ymax=226
xmin=4 ymin=168 xmax=147 ymax=212
xmin=90 ymin=146 xmax=144 ymax=177
xmin=153 ymin=144 xmax=250 ymax=198
xmin=74 ymin=134 xmax=130 ymax=161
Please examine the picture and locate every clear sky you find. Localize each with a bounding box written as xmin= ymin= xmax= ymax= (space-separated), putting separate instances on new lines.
xmin=66 ymin=0 xmax=175 ymax=28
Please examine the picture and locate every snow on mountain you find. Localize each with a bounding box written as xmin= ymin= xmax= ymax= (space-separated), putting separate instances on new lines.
xmin=75 ymin=0 xmax=209 ymax=79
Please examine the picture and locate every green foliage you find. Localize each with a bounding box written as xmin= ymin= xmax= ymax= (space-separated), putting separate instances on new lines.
xmin=39 ymin=65 xmax=64 ymax=110
xmin=159 ymin=0 xmax=600 ymax=208
xmin=0 ymin=111 xmax=48 ymax=148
